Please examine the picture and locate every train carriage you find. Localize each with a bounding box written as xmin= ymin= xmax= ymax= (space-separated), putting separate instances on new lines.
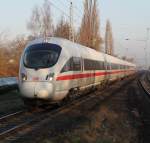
xmin=19 ymin=37 xmax=136 ymax=106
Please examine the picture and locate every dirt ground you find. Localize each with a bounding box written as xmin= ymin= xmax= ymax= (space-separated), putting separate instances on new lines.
xmin=44 ymin=78 xmax=139 ymax=143
xmin=0 ymin=90 xmax=24 ymax=116
xmin=9 ymin=75 xmax=141 ymax=143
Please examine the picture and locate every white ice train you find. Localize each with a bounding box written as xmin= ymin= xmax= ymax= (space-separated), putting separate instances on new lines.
xmin=19 ymin=37 xmax=136 ymax=106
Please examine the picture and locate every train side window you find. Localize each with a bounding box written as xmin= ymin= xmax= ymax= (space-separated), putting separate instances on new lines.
xmin=120 ymin=65 xmax=123 ymax=69
xmin=116 ymin=64 xmax=118 ymax=69
xmin=115 ymin=64 xmax=118 ymax=69
xmin=106 ymin=63 xmax=109 ymax=70
xmin=120 ymin=65 xmax=122 ymax=69
xmin=84 ymin=59 xmax=105 ymax=71
xmin=111 ymin=63 xmax=113 ymax=70
xmin=117 ymin=64 xmax=119 ymax=69
xmin=99 ymin=61 xmax=103 ymax=70
xmin=99 ymin=61 xmax=102 ymax=70
xmin=103 ymin=62 xmax=106 ymax=70
xmin=111 ymin=63 xmax=114 ymax=70
xmin=96 ymin=61 xmax=98 ymax=70
xmin=61 ymin=58 xmax=73 ymax=73
xmin=119 ymin=65 xmax=121 ymax=69
xmin=104 ymin=62 xmax=107 ymax=70
xmin=72 ymin=57 xmax=81 ymax=71
xmin=61 ymin=57 xmax=82 ymax=73
xmin=84 ymin=59 xmax=89 ymax=70
xmin=107 ymin=63 xmax=110 ymax=70
xmin=114 ymin=64 xmax=116 ymax=69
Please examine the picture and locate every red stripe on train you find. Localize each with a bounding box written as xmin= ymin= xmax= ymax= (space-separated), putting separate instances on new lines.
xmin=56 ymin=70 xmax=135 ymax=81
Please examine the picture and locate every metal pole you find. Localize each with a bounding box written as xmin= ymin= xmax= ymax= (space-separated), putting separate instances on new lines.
xmin=69 ymin=1 xmax=74 ymax=42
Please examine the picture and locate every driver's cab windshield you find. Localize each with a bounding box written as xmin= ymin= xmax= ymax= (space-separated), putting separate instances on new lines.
xmin=23 ymin=43 xmax=61 ymax=69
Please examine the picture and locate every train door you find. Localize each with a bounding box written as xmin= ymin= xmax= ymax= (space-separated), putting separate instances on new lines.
xmin=77 ymin=57 xmax=84 ymax=87
xmin=72 ymin=57 xmax=82 ymax=88
xmin=83 ymin=59 xmax=95 ymax=87
xmin=91 ymin=60 xmax=95 ymax=86
xmin=104 ymin=55 xmax=110 ymax=82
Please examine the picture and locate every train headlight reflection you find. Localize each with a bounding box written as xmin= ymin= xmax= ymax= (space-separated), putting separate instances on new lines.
xmin=21 ymin=73 xmax=27 ymax=81
xmin=49 ymin=77 xmax=53 ymax=81
xmin=46 ymin=73 xmax=54 ymax=81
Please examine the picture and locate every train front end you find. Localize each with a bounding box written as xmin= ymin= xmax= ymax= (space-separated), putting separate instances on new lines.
xmin=19 ymin=41 xmax=62 ymax=104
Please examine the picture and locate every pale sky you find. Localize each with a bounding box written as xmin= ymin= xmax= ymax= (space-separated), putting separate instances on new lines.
xmin=0 ymin=0 xmax=150 ymax=67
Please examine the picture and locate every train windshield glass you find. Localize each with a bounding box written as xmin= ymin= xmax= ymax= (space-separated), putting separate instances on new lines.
xmin=23 ymin=43 xmax=61 ymax=69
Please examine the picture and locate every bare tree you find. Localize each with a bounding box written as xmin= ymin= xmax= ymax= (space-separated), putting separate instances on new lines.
xmin=0 ymin=35 xmax=28 ymax=77
xmin=105 ymin=20 xmax=114 ymax=55
xmin=41 ymin=0 xmax=53 ymax=37
xmin=7 ymin=36 xmax=28 ymax=76
xmin=79 ymin=0 xmax=102 ymax=51
xmin=54 ymin=17 xmax=70 ymax=39
xmin=27 ymin=5 xmax=42 ymax=37
xmin=27 ymin=0 xmax=53 ymax=37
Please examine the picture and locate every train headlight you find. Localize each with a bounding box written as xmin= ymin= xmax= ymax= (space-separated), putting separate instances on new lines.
xmin=46 ymin=73 xmax=54 ymax=81
xmin=21 ymin=73 xmax=27 ymax=81
xmin=49 ymin=77 xmax=53 ymax=81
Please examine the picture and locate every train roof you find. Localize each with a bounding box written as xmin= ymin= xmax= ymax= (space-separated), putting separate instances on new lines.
xmin=27 ymin=37 xmax=136 ymax=67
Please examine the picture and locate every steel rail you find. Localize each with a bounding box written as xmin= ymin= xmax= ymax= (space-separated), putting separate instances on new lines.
xmin=138 ymin=73 xmax=150 ymax=96
xmin=0 ymin=92 xmax=99 ymax=139
xmin=0 ymin=75 xmax=136 ymax=140
xmin=0 ymin=110 xmax=24 ymax=121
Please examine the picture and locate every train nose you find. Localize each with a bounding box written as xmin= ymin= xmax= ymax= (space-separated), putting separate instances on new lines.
xmin=20 ymin=82 xmax=54 ymax=99
xmin=35 ymin=82 xmax=54 ymax=99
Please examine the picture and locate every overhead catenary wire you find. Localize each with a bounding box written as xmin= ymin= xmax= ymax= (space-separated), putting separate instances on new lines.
xmin=65 ymin=0 xmax=83 ymax=15
xmin=52 ymin=0 xmax=82 ymax=19
xmin=53 ymin=0 xmax=83 ymax=20
xmin=50 ymin=0 xmax=81 ymax=27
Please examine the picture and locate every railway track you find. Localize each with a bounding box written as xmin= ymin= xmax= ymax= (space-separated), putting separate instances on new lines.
xmin=138 ymin=72 xmax=150 ymax=96
xmin=13 ymin=75 xmax=138 ymax=143
xmin=0 ymin=89 xmax=103 ymax=140
xmin=0 ymin=110 xmax=24 ymax=121
xmin=0 ymin=106 xmax=57 ymax=139
xmin=0 ymin=75 xmax=136 ymax=142
xmin=135 ymin=71 xmax=150 ymax=143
